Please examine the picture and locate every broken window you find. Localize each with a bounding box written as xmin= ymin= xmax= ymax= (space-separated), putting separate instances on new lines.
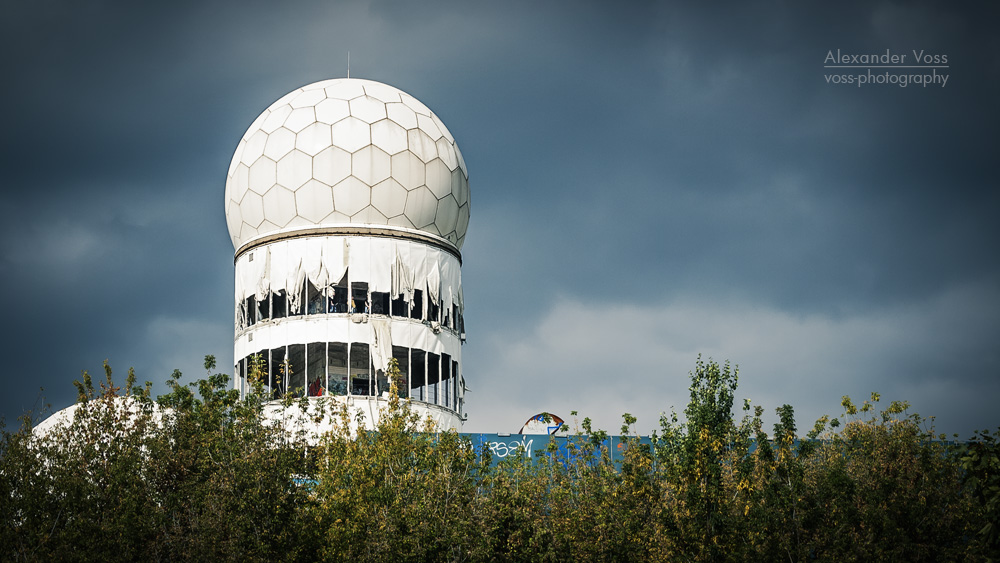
xmin=307 ymin=342 xmax=325 ymax=396
xmin=392 ymin=346 xmax=409 ymax=399
xmin=410 ymin=289 xmax=423 ymax=320
xmin=272 ymin=290 xmax=287 ymax=320
xmin=452 ymin=360 xmax=459 ymax=410
xmin=410 ymin=350 xmax=426 ymax=401
xmin=269 ymin=346 xmax=285 ymax=399
xmin=350 ymin=342 xmax=371 ymax=395
xmin=371 ymin=291 xmax=390 ymax=315
xmin=428 ymin=299 xmax=440 ymax=324
xmin=350 ymin=281 xmax=368 ymax=314
xmin=442 ymin=353 xmax=452 ymax=408
xmin=307 ymin=281 xmax=325 ymax=315
xmin=427 ymin=352 xmax=440 ymax=404
xmin=286 ymin=344 xmax=305 ymax=397
xmin=329 ymin=272 xmax=349 ymax=313
xmin=391 ymin=293 xmax=408 ymax=318
xmin=327 ymin=343 xmax=348 ymax=395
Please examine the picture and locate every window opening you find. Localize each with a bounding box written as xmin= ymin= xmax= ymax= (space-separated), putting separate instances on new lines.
xmin=269 ymin=346 xmax=285 ymax=399
xmin=452 ymin=360 xmax=459 ymax=411
xmin=391 ymin=346 xmax=410 ymax=399
xmin=442 ymin=353 xmax=452 ymax=408
xmin=257 ymin=293 xmax=270 ymax=322
xmin=272 ymin=289 xmax=287 ymax=320
xmin=287 ymin=344 xmax=305 ymax=397
xmin=411 ymin=350 xmax=426 ymax=401
xmin=330 ymin=272 xmax=349 ymax=313
xmin=307 ymin=281 xmax=325 ymax=315
xmin=307 ymin=342 xmax=325 ymax=396
xmin=371 ymin=291 xmax=390 ymax=315
xmin=327 ymin=343 xmax=348 ymax=395
xmin=391 ymin=293 xmax=407 ymax=318
xmin=236 ymin=358 xmax=245 ymax=397
xmin=246 ymin=296 xmax=257 ymax=326
xmin=350 ymin=281 xmax=369 ymax=314
xmin=427 ymin=352 xmax=440 ymax=404
xmin=428 ymin=299 xmax=440 ymax=324
xmin=349 ymin=342 xmax=371 ymax=395
xmin=410 ymin=289 xmax=423 ymax=320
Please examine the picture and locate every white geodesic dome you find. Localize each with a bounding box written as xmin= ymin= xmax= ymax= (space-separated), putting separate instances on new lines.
xmin=225 ymin=78 xmax=470 ymax=250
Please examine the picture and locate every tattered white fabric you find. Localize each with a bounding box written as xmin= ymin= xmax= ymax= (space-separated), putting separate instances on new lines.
xmin=370 ymin=318 xmax=393 ymax=374
xmin=234 ymin=235 xmax=462 ymax=315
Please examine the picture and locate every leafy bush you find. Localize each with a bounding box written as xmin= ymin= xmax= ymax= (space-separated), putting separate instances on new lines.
xmin=1 ymin=355 xmax=996 ymax=562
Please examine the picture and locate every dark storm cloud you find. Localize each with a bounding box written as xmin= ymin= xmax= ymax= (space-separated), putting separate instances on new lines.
xmin=1 ymin=0 xmax=996 ymax=436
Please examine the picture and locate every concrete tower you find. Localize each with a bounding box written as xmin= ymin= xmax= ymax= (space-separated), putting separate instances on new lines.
xmin=224 ymin=78 xmax=470 ymax=431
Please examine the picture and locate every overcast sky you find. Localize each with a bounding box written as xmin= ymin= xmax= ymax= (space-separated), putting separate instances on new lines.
xmin=1 ymin=0 xmax=997 ymax=437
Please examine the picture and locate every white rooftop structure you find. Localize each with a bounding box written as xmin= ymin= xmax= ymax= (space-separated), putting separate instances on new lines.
xmin=225 ymin=78 xmax=471 ymax=430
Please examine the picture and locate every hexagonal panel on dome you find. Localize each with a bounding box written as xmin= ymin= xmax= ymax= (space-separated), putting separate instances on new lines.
xmin=363 ymin=81 xmax=403 ymax=103
xmin=352 ymin=146 xmax=391 ymax=186
xmin=241 ymin=130 xmax=268 ymax=166
xmin=261 ymin=105 xmax=292 ymax=133
xmin=455 ymin=143 xmax=468 ymax=179
xmin=240 ymin=222 xmax=259 ymax=243
xmin=385 ymin=102 xmax=418 ymax=129
xmin=241 ymin=190 xmax=265 ymax=228
xmin=403 ymin=186 xmax=437 ymax=229
xmin=451 ymin=169 xmax=468 ymax=206
xmin=436 ymin=138 xmax=458 ymax=170
xmin=262 ymin=186 xmax=296 ymax=227
xmin=371 ymin=178 xmax=407 ymax=218
xmin=315 ymin=98 xmax=350 ymax=124
xmin=407 ymin=129 xmax=438 ymax=163
xmin=296 ymin=122 xmax=332 ymax=156
xmin=227 ymin=202 xmax=243 ymax=242
xmin=313 ymin=146 xmax=351 ymax=186
xmin=417 ymin=114 xmax=442 ymax=141
xmin=324 ymin=80 xmax=365 ymax=100
xmin=248 ymin=157 xmax=277 ymax=195
xmin=400 ymin=92 xmax=432 ymax=116
xmin=425 ymin=158 xmax=453 ymax=199
xmin=330 ymin=116 xmax=371 ymax=153
xmin=332 ymin=176 xmax=370 ymax=217
xmin=284 ymin=107 xmax=316 ymax=133
xmin=263 ymin=127 xmax=295 ymax=160
xmin=431 ymin=113 xmax=455 ymax=143
xmin=277 ymin=150 xmax=312 ymax=190
xmin=350 ymin=96 xmax=387 ymax=123
xmin=391 ymin=152 xmax=425 ymax=191
xmin=436 ymin=195 xmax=459 ymax=235
xmin=456 ymin=203 xmax=470 ymax=236
xmin=295 ymin=179 xmax=335 ymax=223
xmin=371 ymin=119 xmax=407 ymax=155
xmin=231 ymin=163 xmax=250 ymax=203
xmin=289 ymin=88 xmax=325 ymax=109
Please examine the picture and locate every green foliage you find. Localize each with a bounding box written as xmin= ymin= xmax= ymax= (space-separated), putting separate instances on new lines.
xmin=1 ymin=355 xmax=996 ymax=561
